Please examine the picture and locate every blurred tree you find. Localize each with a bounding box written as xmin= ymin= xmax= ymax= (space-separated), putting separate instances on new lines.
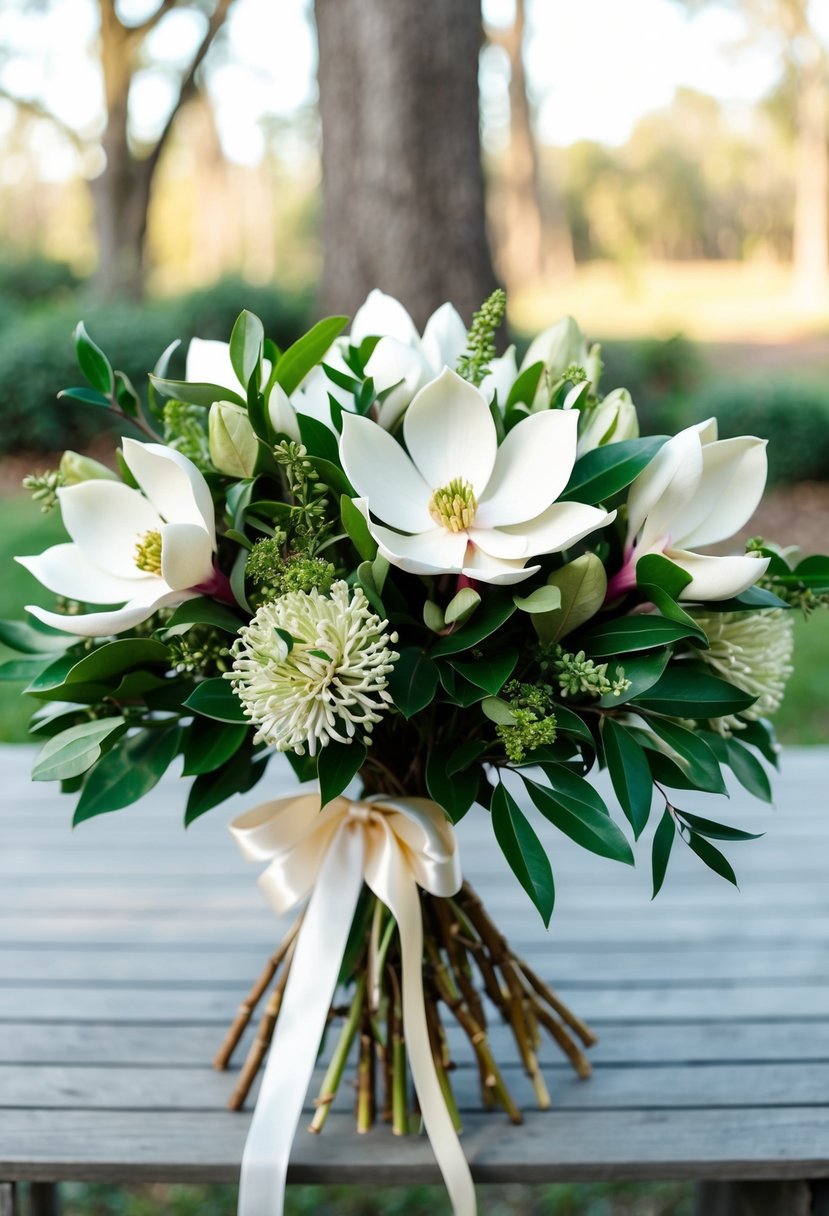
xmin=677 ymin=0 xmax=829 ymax=298
xmin=0 ymin=0 xmax=236 ymax=299
xmin=314 ymin=0 xmax=496 ymax=328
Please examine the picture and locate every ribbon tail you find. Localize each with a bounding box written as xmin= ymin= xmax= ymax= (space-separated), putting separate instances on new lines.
xmin=238 ymin=823 xmax=365 ymax=1216
xmin=378 ymin=865 xmax=477 ymax=1216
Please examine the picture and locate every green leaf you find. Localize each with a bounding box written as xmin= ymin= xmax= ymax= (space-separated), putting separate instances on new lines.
xmin=684 ymin=830 xmax=738 ymax=887
xmin=423 ymin=601 xmax=446 ymax=633
xmin=523 ymin=772 xmax=634 ymax=865
xmin=504 ymin=361 xmax=544 ymax=411
xmin=32 ymin=718 xmax=127 ymax=782
xmin=645 ymin=717 xmax=727 ymax=795
xmin=651 ymin=807 xmax=675 ymax=898
xmin=298 ymin=412 xmax=341 ymax=466
xmin=581 ymin=614 xmax=700 ymax=656
xmin=183 ymin=678 xmax=248 ymax=724
xmin=533 ymin=555 xmax=607 ymax=646
xmin=318 ymin=740 xmax=367 ymax=808
xmin=164 ymin=598 xmax=244 ymax=634
xmin=149 ymin=376 xmax=245 ymax=409
xmin=63 ymin=640 xmax=170 ymax=687
xmin=0 ymin=655 xmax=56 ymax=682
xmin=229 ymin=309 xmax=265 ymax=388
xmin=635 ymin=553 xmax=692 ymax=600
xmin=443 ymin=587 xmax=481 ymax=628
xmin=638 ymin=584 xmax=708 ymax=646
xmin=561 ymin=436 xmax=667 ymax=504
xmin=598 ymin=648 xmax=670 ymax=707
xmin=704 ymin=733 xmax=773 ymax=803
xmin=73 ymin=726 xmax=182 ymax=824
xmin=386 ymin=648 xmax=439 ymax=719
xmin=182 ymin=720 xmax=248 ymax=776
xmin=148 ymin=339 xmax=180 ymax=418
xmin=601 ymin=718 xmax=653 ymax=838
xmin=643 ymin=748 xmax=708 ymax=792
xmin=491 ymin=783 xmax=554 ymax=925
xmin=446 ymin=739 xmax=488 ymax=777
xmin=57 ymin=386 xmax=111 ymax=408
xmin=311 ymin=456 xmax=355 ymax=498
xmin=74 ymin=322 xmax=113 ymax=394
xmin=634 ymin=667 xmax=757 ymax=718
xmin=431 ymin=595 xmax=516 ymax=656
xmin=675 ymin=811 xmax=763 ymax=842
xmin=481 ymin=696 xmax=517 ymax=726
xmin=736 ymin=719 xmax=780 ymax=769
xmin=274 ymin=316 xmax=349 ymax=396
xmin=449 ymin=648 xmax=517 ymax=696
xmin=513 ymin=585 xmax=562 ymax=614
xmin=185 ymin=747 xmax=266 ymax=825
xmin=356 ymin=560 xmax=386 ymax=616
xmin=340 ymin=495 xmax=377 ymax=561
xmin=426 ymin=743 xmax=480 ymax=824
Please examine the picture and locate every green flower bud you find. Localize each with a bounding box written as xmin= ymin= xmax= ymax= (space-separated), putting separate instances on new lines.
xmin=59 ymin=450 xmax=118 ymax=485
xmin=576 ymin=388 xmax=639 ymax=456
xmin=208 ymin=400 xmax=259 ymax=478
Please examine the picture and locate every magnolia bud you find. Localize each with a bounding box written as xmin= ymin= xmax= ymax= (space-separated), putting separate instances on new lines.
xmin=208 ymin=400 xmax=259 ymax=477
xmin=520 ymin=316 xmax=586 ymax=380
xmin=59 ymin=450 xmax=118 ymax=485
xmin=576 ymin=388 xmax=639 ymax=457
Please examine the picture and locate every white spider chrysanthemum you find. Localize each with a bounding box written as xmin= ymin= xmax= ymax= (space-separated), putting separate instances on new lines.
xmin=227 ymin=582 xmax=399 ymax=756
xmin=694 ymin=608 xmax=794 ymax=735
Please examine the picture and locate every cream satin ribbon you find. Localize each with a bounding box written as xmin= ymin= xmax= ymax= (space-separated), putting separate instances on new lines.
xmin=230 ymin=792 xmax=476 ymax=1216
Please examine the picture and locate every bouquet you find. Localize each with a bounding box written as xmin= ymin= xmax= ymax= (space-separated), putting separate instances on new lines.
xmin=6 ymin=288 xmax=828 ymax=1216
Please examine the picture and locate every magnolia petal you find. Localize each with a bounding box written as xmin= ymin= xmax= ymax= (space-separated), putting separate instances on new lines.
xmin=122 ymin=438 xmax=216 ymax=546
xmin=160 ymin=522 xmax=215 ymax=592
xmin=16 ymin=543 xmax=152 ymax=603
xmin=25 ymin=588 xmax=195 ymax=640
xmin=466 ymin=527 xmax=527 ymax=559
xmin=502 ymin=500 xmax=615 ymax=557
xmin=350 ymin=289 xmax=419 ymax=347
xmin=671 ymin=436 xmax=768 ymax=549
xmin=58 ymin=480 xmax=162 ymax=578
xmin=365 ymin=337 xmax=427 ymax=429
xmin=368 ymin=520 xmax=468 ymax=576
xmin=626 ymin=424 xmax=704 ymax=551
xmin=292 ymin=367 xmax=345 ymax=432
xmin=480 ymin=345 xmax=518 ymax=405
xmin=460 ymin=545 xmax=539 ymax=586
xmin=420 ymin=302 xmax=468 ymax=374
xmin=339 ymin=413 xmax=434 ymax=532
xmin=403 ymin=368 xmax=497 ymax=496
xmin=667 ymin=548 xmax=771 ymax=602
xmin=476 ymin=409 xmax=579 ymax=529
xmin=267 ymin=382 xmax=301 ymax=441
xmin=185 ymin=338 xmax=237 ymax=391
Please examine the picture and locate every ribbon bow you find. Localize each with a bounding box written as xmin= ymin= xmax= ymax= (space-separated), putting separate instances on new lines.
xmin=230 ymin=792 xmax=476 ymax=1216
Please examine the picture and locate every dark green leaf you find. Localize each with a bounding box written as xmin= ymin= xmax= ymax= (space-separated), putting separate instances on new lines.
xmin=340 ymin=495 xmax=377 ymax=561
xmin=446 ymin=739 xmax=488 ymax=777
xmin=684 ymin=830 xmax=738 ymax=887
xmin=601 ymin=718 xmax=653 ymax=838
xmin=504 ymin=361 xmax=544 ymax=410
xmin=645 ymin=717 xmax=727 ymax=795
xmin=74 ymin=726 xmax=182 ymax=824
xmin=0 ymin=656 xmax=56 ymax=682
xmin=449 ymin=648 xmax=517 ymax=696
xmin=634 ymin=667 xmax=757 ymax=718
xmin=676 ymin=810 xmax=763 ymax=842
xmin=581 ymin=614 xmax=700 ymax=656
xmin=737 ymin=719 xmax=780 ymax=769
xmin=552 ymin=704 xmax=595 ymax=749
xmin=523 ymin=773 xmax=634 ymax=865
xmin=490 ymin=783 xmax=555 ymax=925
xmin=318 ymin=740 xmax=367 ymax=808
xmin=426 ymin=744 xmax=480 ymax=824
xmin=561 ymin=436 xmax=667 ymax=504
xmin=149 ymin=376 xmax=245 ymax=409
xmin=60 ymin=640 xmax=170 ymax=687
xmin=705 ymin=733 xmax=773 ymax=803
xmin=185 ymin=747 xmax=266 ymax=825
xmin=651 ymin=807 xmax=675 ymax=898
xmin=298 ymin=413 xmax=341 ymax=466
xmin=310 ymin=456 xmax=355 ymax=498
xmin=32 ymin=717 xmax=127 ymax=782
xmin=164 ymin=598 xmax=244 ymax=633
xmin=431 ymin=595 xmax=516 ymax=657
xmin=635 ymin=553 xmax=692 ymax=600
xmin=638 ymin=584 xmax=708 ymax=645
xmin=183 ymin=678 xmax=248 ymax=724
xmin=74 ymin=322 xmax=114 ymax=394
xmin=274 ymin=316 xmax=349 ymax=396
xmin=182 ymin=720 xmax=248 ymax=776
xmin=229 ymin=309 xmax=265 ymax=388
xmin=598 ymin=648 xmax=670 ymax=707
xmin=57 ymin=386 xmax=111 ymax=408
xmin=386 ymin=648 xmax=439 ymax=718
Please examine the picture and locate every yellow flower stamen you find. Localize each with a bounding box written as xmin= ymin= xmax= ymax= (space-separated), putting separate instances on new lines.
xmin=428 ymin=477 xmax=477 ymax=533
xmin=134 ymin=529 xmax=163 ymax=575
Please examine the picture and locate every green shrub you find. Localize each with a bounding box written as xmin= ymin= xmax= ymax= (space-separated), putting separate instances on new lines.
xmin=599 ymin=334 xmax=704 ymax=433
xmin=0 ymin=277 xmax=311 ymax=456
xmin=0 ymin=252 xmax=83 ymax=307
xmin=679 ymin=379 xmax=829 ymax=484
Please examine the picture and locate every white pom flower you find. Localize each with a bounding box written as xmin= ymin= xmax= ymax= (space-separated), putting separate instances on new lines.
xmin=693 ymin=608 xmax=794 ymax=734
xmin=227 ymin=582 xmax=399 ymax=756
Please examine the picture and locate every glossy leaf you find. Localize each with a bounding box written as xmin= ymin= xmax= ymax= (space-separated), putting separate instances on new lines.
xmin=426 ymin=743 xmax=480 ymax=824
xmin=598 ymin=647 xmax=670 ymax=707
xmin=684 ymin=830 xmax=738 ymax=887
xmin=229 ymin=309 xmax=265 ymax=388
xmin=165 ymin=598 xmax=244 ymax=633
xmin=386 ymin=648 xmax=439 ymax=719
xmin=298 ymin=412 xmax=341 ymax=466
xmin=513 ymin=585 xmax=562 ymax=614
xmin=523 ymin=773 xmax=634 ymax=865
xmin=561 ymin=436 xmax=667 ymax=504
xmin=651 ymin=807 xmax=675 ymax=898
xmin=491 ymin=783 xmax=555 ymax=925
xmin=601 ymin=717 xmax=653 ymax=838
xmin=676 ymin=810 xmax=763 ymax=842
xmin=274 ymin=316 xmax=349 ymax=396
xmin=74 ymin=726 xmax=182 ymax=824
xmin=704 ymin=732 xmax=773 ymax=803
xmin=634 ymin=667 xmax=757 ymax=718
xmin=340 ymin=495 xmax=377 ymax=561
xmin=182 ymin=720 xmax=249 ymax=776
xmin=149 ymin=376 xmax=245 ymax=409
xmin=533 ymin=555 xmax=606 ymax=646
xmin=449 ymin=648 xmax=517 ymax=696
xmin=581 ymin=613 xmax=700 ymax=656
xmin=504 ymin=361 xmax=544 ymax=410
xmin=32 ymin=717 xmax=127 ymax=783
xmin=74 ymin=322 xmax=113 ymax=394
xmin=644 ymin=717 xmax=727 ymax=795
xmin=185 ymin=747 xmax=266 ymax=825
xmin=183 ymin=678 xmax=248 ymax=724
xmin=318 ymin=740 xmax=367 ymax=808
xmin=431 ymin=595 xmax=516 ymax=656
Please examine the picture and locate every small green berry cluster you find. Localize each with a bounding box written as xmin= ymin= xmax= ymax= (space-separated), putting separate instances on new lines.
xmin=496 ymin=680 xmax=558 ymax=764
xmin=23 ymin=469 xmax=65 ymax=512
xmin=457 ymin=288 xmax=507 ymax=387
xmin=163 ymin=400 xmax=211 ymax=472
xmin=168 ymin=625 xmax=232 ymax=676
xmin=540 ymin=646 xmax=630 ymax=699
xmin=246 ymin=537 xmax=336 ymax=603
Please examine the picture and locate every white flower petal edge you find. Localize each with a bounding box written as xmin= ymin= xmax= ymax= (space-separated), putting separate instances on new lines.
xmin=17 ymin=439 xmax=219 ymax=637
xmin=186 ymin=337 xmax=238 ymax=389
xmin=351 ymin=290 xmax=420 ymax=348
xmin=341 ymin=371 xmax=611 ymax=585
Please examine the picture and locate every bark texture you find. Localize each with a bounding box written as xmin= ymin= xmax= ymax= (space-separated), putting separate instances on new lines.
xmin=315 ymin=0 xmax=497 ymax=329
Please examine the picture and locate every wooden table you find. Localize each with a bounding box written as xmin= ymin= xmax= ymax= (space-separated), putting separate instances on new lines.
xmin=1 ymin=744 xmax=828 ymax=1216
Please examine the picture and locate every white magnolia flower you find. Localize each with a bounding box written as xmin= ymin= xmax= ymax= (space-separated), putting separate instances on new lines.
xmin=227 ymin=581 xmax=398 ymax=756
xmin=576 ymin=388 xmax=639 ymax=457
xmin=519 ymin=315 xmax=601 ymax=410
xmin=18 ymin=438 xmax=221 ymax=637
xmin=692 ymin=608 xmax=794 ymax=735
xmin=186 ymin=337 xmax=247 ymax=389
xmin=339 ymin=367 xmax=614 ymax=586
xmin=607 ymin=418 xmax=770 ymax=602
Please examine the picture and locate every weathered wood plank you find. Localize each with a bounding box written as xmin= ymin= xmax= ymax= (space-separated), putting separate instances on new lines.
xmin=4 ymin=1106 xmax=829 ymax=1185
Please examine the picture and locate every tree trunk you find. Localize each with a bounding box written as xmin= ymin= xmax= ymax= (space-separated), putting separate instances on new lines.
xmin=792 ymin=28 xmax=829 ymax=302
xmin=315 ymin=0 xmax=497 ymax=329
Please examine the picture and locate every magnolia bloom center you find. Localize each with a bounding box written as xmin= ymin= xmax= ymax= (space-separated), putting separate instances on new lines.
xmin=693 ymin=608 xmax=794 ymax=735
xmin=428 ymin=477 xmax=478 ymax=533
xmin=226 ymin=581 xmax=399 ymax=756
xmin=134 ymin=529 xmax=163 ymax=575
